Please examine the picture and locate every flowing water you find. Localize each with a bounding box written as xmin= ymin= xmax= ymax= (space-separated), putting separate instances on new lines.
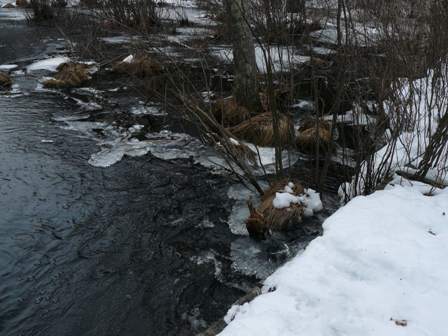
xmin=0 ymin=8 xmax=339 ymax=336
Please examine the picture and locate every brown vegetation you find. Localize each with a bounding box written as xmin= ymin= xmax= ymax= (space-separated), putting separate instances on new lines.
xmin=229 ymin=112 xmax=293 ymax=147
xmin=0 ymin=72 xmax=12 ymax=88
xmin=224 ymin=140 xmax=257 ymax=166
xmin=95 ymin=0 xmax=158 ymax=32
xmin=16 ymin=0 xmax=30 ymax=7
xmin=43 ymin=62 xmax=90 ymax=88
xmin=112 ymin=55 xmax=162 ymax=78
xmin=29 ymin=0 xmax=55 ymax=20
xmin=246 ymin=180 xmax=305 ymax=239
xmin=296 ymin=120 xmax=332 ymax=154
xmin=212 ymin=97 xmax=251 ymax=127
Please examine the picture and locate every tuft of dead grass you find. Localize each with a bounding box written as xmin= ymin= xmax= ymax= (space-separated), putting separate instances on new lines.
xmin=112 ymin=55 xmax=162 ymax=78
xmin=229 ymin=112 xmax=294 ymax=147
xmin=211 ymin=97 xmax=251 ymax=127
xmin=43 ymin=62 xmax=90 ymax=88
xmin=16 ymin=0 xmax=30 ymax=7
xmin=246 ymin=179 xmax=305 ymax=239
xmin=0 ymin=72 xmax=12 ymax=88
xmin=296 ymin=120 xmax=332 ymax=153
xmin=226 ymin=140 xmax=257 ymax=166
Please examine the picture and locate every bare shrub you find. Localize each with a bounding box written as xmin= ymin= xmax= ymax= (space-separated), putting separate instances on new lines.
xmin=28 ymin=0 xmax=58 ymax=21
xmin=94 ymin=0 xmax=159 ymax=32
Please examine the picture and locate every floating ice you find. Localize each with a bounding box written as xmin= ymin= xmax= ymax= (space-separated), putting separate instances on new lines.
xmin=0 ymin=64 xmax=18 ymax=71
xmin=101 ymin=36 xmax=134 ymax=44
xmin=130 ymin=104 xmax=167 ymax=116
xmin=27 ymin=57 xmax=70 ymax=72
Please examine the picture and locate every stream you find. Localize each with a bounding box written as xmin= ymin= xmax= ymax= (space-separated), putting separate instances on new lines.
xmin=0 ymin=6 xmax=338 ymax=336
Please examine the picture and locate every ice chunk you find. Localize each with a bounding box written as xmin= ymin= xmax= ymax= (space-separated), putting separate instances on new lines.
xmin=27 ymin=57 xmax=70 ymax=72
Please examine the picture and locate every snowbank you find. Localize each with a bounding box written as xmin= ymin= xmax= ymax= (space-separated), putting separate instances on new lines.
xmin=220 ymin=184 xmax=448 ymax=336
xmin=341 ymin=68 xmax=448 ymax=198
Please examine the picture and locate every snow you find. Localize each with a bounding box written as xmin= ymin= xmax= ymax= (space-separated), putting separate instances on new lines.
xmin=244 ymin=143 xmax=299 ymax=174
xmin=100 ymin=36 xmax=134 ymax=44
xmin=156 ymin=0 xmax=196 ymax=7
xmin=272 ymin=183 xmax=323 ymax=217
xmin=121 ymin=55 xmax=134 ymax=64
xmin=220 ymin=184 xmax=448 ymax=336
xmin=211 ymin=46 xmax=310 ymax=73
xmin=27 ymin=57 xmax=70 ymax=72
xmin=272 ymin=192 xmax=298 ymax=209
xmin=291 ymin=99 xmax=314 ymax=111
xmin=341 ymin=68 xmax=448 ymax=198
xmin=0 ymin=64 xmax=18 ymax=71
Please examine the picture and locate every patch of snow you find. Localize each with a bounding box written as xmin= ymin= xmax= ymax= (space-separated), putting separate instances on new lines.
xmin=245 ymin=143 xmax=299 ymax=174
xmin=0 ymin=64 xmax=18 ymax=71
xmin=272 ymin=192 xmax=299 ymax=209
xmin=27 ymin=57 xmax=70 ymax=72
xmin=311 ymin=24 xmax=381 ymax=47
xmin=121 ymin=54 xmax=134 ymax=64
xmin=311 ymin=46 xmax=336 ymax=55
xmin=220 ymin=184 xmax=448 ymax=336
xmin=323 ymin=107 xmax=376 ymax=126
xmin=291 ymin=99 xmax=315 ymax=111
xmin=272 ymin=183 xmax=323 ymax=217
xmin=211 ymin=46 xmax=310 ymax=73
xmin=101 ymin=36 xmax=134 ymax=44
xmin=342 ymin=68 xmax=448 ymax=198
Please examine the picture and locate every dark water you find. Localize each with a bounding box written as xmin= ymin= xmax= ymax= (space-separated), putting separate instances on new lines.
xmin=0 ymin=12 xmax=252 ymax=336
xmin=0 ymin=10 xmax=337 ymax=336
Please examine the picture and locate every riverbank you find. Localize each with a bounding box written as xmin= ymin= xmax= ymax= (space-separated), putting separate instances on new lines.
xmin=220 ymin=180 xmax=448 ymax=336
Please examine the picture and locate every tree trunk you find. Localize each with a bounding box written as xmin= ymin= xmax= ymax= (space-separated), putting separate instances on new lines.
xmin=224 ymin=0 xmax=260 ymax=112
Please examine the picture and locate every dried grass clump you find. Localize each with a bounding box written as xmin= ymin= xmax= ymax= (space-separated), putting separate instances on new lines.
xmin=112 ymin=55 xmax=162 ymax=78
xmin=43 ymin=63 xmax=90 ymax=88
xmin=229 ymin=112 xmax=293 ymax=147
xmin=212 ymin=97 xmax=251 ymax=127
xmin=226 ymin=140 xmax=257 ymax=166
xmin=246 ymin=179 xmax=305 ymax=239
xmin=296 ymin=120 xmax=332 ymax=153
xmin=0 ymin=72 xmax=12 ymax=88
xmin=16 ymin=0 xmax=30 ymax=7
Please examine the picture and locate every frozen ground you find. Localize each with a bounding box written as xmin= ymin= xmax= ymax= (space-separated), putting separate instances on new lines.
xmin=220 ymin=181 xmax=448 ymax=336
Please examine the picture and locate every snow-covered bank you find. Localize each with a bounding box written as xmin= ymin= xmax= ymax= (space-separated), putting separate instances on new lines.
xmin=340 ymin=68 xmax=448 ymax=199
xmin=220 ymin=184 xmax=448 ymax=336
